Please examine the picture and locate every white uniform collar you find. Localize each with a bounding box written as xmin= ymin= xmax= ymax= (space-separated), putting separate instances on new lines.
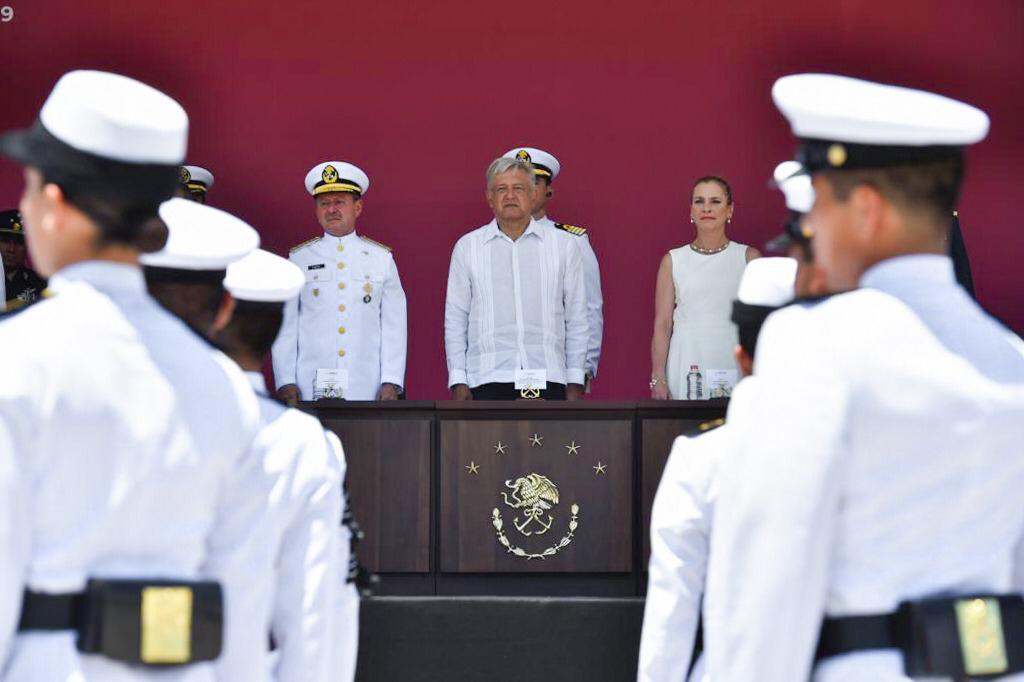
xmin=322 ymin=230 xmax=359 ymax=244
xmin=244 ymin=370 xmax=269 ymax=396
xmin=49 ymin=260 xmax=146 ymax=296
xmin=485 ymin=218 xmax=544 ymax=242
xmin=860 ymin=254 xmax=956 ymax=292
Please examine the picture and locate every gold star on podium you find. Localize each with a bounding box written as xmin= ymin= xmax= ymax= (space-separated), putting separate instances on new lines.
xmin=530 ymin=433 xmax=544 ymax=447
xmin=494 ymin=441 xmax=507 ymax=455
xmin=565 ymin=441 xmax=581 ymax=456
xmin=465 ymin=461 xmax=480 ymax=475
xmin=593 ymin=461 xmax=607 ymax=475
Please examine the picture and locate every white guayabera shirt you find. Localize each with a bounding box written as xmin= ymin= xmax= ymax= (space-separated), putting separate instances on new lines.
xmin=444 ymin=218 xmax=588 ymax=389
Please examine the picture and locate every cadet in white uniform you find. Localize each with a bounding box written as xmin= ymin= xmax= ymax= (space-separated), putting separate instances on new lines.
xmin=704 ymin=75 xmax=1024 ymax=682
xmin=219 ymin=249 xmax=352 ymax=682
xmin=503 ymin=147 xmax=603 ymax=386
xmin=177 ymin=164 xmax=214 ymax=204
xmin=0 ymin=70 xmax=264 ymax=681
xmin=273 ymin=161 xmax=407 ymax=402
xmin=637 ymin=257 xmax=797 ymax=682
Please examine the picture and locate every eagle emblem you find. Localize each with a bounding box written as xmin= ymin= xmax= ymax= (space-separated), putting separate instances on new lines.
xmin=516 ymin=149 xmax=531 ymax=163
xmin=502 ymin=473 xmax=559 ymax=536
xmin=322 ymin=164 xmax=339 ymax=184
xmin=178 ymin=166 xmax=191 ymax=184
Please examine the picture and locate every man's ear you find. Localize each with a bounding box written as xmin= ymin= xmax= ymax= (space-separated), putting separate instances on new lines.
xmin=848 ymin=184 xmax=886 ymax=247
xmin=734 ymin=344 xmax=754 ymax=378
xmin=353 ymin=198 xmax=363 ymax=219
xmin=211 ymin=292 xmax=236 ymax=334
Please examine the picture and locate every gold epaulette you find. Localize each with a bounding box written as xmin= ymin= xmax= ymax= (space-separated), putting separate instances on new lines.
xmin=695 ymin=418 xmax=726 ymax=434
xmin=359 ymin=235 xmax=392 ymax=252
xmin=289 ymin=236 xmax=322 ymax=253
xmin=554 ymin=222 xmax=588 ymax=237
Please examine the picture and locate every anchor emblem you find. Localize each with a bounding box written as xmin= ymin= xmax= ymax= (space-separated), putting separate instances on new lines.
xmin=501 ymin=473 xmax=559 ymax=536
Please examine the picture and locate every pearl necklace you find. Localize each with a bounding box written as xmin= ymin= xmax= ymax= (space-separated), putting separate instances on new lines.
xmin=689 ymin=240 xmax=730 ymax=255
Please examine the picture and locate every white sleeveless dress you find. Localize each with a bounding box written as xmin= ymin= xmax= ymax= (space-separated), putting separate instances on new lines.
xmin=666 ymin=242 xmax=748 ymax=399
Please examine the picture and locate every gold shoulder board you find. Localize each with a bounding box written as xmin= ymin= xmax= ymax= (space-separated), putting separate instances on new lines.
xmin=696 ymin=418 xmax=726 ymax=434
xmin=289 ymin=236 xmax=322 ymax=253
xmin=554 ymin=222 xmax=588 ymax=237
xmin=359 ymin=235 xmax=393 ymax=252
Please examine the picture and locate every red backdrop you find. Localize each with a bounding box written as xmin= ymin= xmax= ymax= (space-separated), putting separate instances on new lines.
xmin=2 ymin=0 xmax=1021 ymax=398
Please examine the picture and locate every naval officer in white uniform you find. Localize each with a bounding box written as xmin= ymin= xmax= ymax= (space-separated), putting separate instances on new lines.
xmin=0 ymin=70 xmax=265 ymax=681
xmin=502 ymin=147 xmax=603 ymax=387
xmin=704 ymin=75 xmax=1024 ymax=682
xmin=272 ymin=161 xmax=407 ymax=402
xmin=219 ymin=249 xmax=353 ymax=682
xmin=177 ymin=164 xmax=214 ymax=204
xmin=637 ymin=257 xmax=797 ymax=682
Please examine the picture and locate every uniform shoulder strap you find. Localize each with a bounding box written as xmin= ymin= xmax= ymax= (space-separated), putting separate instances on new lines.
xmin=685 ymin=418 xmax=726 ymax=438
xmin=553 ymin=222 xmax=588 ymax=237
xmin=359 ymin=235 xmax=393 ymax=252
xmin=289 ymin=236 xmax=322 ymax=253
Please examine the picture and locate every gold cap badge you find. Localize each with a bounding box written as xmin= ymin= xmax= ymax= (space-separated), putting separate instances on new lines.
xmin=516 ymin=150 xmax=531 ymax=163
xmin=178 ymin=167 xmax=191 ymax=184
xmin=322 ymin=165 xmax=339 ymax=184
xmin=827 ymin=143 xmax=848 ymax=168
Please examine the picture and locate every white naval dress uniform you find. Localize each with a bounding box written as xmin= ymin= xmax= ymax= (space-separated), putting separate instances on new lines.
xmin=273 ymin=231 xmax=407 ymax=401
xmin=637 ymin=377 xmax=758 ymax=682
xmin=325 ymin=433 xmax=360 ymax=682
xmin=444 ymin=218 xmax=588 ymax=389
xmin=0 ymin=262 xmax=263 ymax=682
xmin=538 ymin=216 xmax=603 ymax=378
xmin=242 ymin=372 xmax=345 ymax=682
xmin=704 ymin=277 xmax=1024 ymax=682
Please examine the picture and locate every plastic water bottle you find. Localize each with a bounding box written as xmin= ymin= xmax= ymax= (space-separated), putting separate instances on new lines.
xmin=686 ymin=364 xmax=703 ymax=400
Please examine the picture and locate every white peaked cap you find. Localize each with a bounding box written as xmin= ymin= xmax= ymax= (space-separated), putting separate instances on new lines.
xmin=40 ymin=70 xmax=188 ymax=164
xmin=503 ymin=147 xmax=561 ymax=179
xmin=141 ymin=198 xmax=259 ymax=270
xmin=736 ymin=257 xmax=798 ymax=307
xmin=305 ymin=161 xmax=370 ymax=196
xmin=180 ymin=165 xmax=214 ymax=190
xmin=772 ymin=73 xmax=989 ymax=147
xmin=773 ymin=161 xmax=815 ymax=213
xmin=224 ymin=249 xmax=305 ymax=303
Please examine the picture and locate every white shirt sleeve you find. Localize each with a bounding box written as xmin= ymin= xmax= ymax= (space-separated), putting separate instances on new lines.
xmin=324 ymin=430 xmax=359 ymax=682
xmin=0 ymin=418 xmax=29 ymax=662
xmin=578 ymin=235 xmax=603 ymax=378
xmin=638 ymin=432 xmax=721 ymax=682
xmin=270 ymin=426 xmax=343 ymax=682
xmin=444 ymin=239 xmax=472 ymax=388
xmin=378 ymin=255 xmax=407 ymax=390
xmin=704 ymin=308 xmax=850 ymax=682
xmin=562 ymin=236 xmax=588 ymax=385
xmin=272 ymin=256 xmax=301 ymax=391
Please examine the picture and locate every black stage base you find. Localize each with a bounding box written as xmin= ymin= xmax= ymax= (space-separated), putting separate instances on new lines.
xmin=356 ymin=596 xmax=644 ymax=682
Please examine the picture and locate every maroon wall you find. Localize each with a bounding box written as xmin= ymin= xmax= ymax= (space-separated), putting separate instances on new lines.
xmin=2 ymin=0 xmax=1021 ymax=398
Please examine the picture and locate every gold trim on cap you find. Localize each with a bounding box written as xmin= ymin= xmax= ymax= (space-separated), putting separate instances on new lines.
xmin=185 ymin=182 xmax=208 ymax=192
xmin=314 ymin=183 xmax=362 ymax=196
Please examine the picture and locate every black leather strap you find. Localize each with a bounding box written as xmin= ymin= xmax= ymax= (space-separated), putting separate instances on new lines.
xmin=18 ymin=590 xmax=85 ymax=631
xmin=816 ymin=612 xmax=901 ymax=659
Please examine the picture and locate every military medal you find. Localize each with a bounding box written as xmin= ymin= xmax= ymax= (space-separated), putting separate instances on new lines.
xmin=313 ymin=288 xmax=319 ymax=297
xmin=363 ymin=281 xmax=373 ymax=304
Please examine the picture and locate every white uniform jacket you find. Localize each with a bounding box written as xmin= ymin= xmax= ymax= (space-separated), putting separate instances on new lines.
xmin=0 ymin=262 xmax=263 ymax=682
xmin=539 ymin=217 xmax=603 ymax=378
xmin=638 ymin=377 xmax=757 ymax=682
xmin=325 ymin=432 xmax=360 ymax=682
xmin=243 ymin=373 xmax=344 ymax=682
xmin=273 ymin=231 xmax=407 ymax=401
xmin=704 ymin=287 xmax=1024 ymax=682
xmin=444 ymin=218 xmax=588 ymax=388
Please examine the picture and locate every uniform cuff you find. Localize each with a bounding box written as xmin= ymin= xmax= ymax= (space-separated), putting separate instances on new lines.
xmin=566 ymin=369 xmax=586 ymax=386
xmin=448 ymin=369 xmax=468 ymax=388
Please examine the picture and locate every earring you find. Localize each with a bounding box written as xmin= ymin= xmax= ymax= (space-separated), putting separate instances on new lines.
xmin=727 ymin=218 xmax=732 ymax=224
xmin=690 ymin=218 xmax=695 ymax=224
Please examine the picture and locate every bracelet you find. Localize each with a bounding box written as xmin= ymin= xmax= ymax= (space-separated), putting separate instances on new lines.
xmin=649 ymin=377 xmax=664 ymax=390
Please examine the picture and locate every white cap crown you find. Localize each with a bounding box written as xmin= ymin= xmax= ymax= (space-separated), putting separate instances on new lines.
xmin=40 ymin=70 xmax=188 ymax=164
xmin=141 ymin=199 xmax=259 ymax=270
xmin=737 ymin=257 xmax=798 ymax=307
xmin=503 ymin=147 xmax=560 ymax=179
xmin=305 ymin=161 xmax=370 ymax=196
xmin=773 ymin=161 xmax=815 ymax=213
xmin=224 ymin=249 xmax=304 ymax=302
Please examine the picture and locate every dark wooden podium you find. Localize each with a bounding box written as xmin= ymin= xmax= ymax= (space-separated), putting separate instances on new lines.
xmin=301 ymin=400 xmax=726 ymax=596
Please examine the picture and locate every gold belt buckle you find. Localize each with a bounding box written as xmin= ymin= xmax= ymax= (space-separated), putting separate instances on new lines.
xmin=140 ymin=586 xmax=193 ymax=664
xmin=519 ymin=388 xmax=541 ymax=400
xmin=955 ymin=597 xmax=1008 ymax=676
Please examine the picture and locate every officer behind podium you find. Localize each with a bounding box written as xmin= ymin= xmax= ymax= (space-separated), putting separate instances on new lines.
xmin=703 ymin=74 xmax=1024 ymax=682
xmin=0 ymin=70 xmax=265 ymax=679
xmin=218 ymin=248 xmax=353 ymax=682
xmin=502 ymin=147 xmax=604 ymax=389
xmin=272 ymin=161 xmax=407 ymax=402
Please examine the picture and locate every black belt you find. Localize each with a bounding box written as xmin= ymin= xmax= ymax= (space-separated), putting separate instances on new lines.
xmin=19 ymin=579 xmax=223 ymax=666
xmin=817 ymin=594 xmax=1024 ymax=681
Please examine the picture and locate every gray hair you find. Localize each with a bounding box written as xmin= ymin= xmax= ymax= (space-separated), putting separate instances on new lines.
xmin=486 ymin=157 xmax=537 ymax=190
